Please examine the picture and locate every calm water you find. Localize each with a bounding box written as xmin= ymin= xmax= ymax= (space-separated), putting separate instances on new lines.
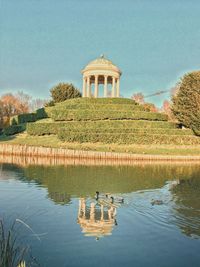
xmin=0 ymin=162 xmax=200 ymax=267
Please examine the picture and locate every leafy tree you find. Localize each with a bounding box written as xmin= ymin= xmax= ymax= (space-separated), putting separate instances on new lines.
xmin=50 ymin=83 xmax=81 ymax=103
xmin=171 ymin=71 xmax=200 ymax=134
xmin=45 ymin=100 xmax=55 ymax=107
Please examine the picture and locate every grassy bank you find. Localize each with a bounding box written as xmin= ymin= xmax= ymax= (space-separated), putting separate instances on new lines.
xmin=1 ymin=133 xmax=200 ymax=156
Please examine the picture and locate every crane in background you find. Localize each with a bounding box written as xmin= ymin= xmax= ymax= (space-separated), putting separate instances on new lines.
xmin=144 ymin=89 xmax=170 ymax=99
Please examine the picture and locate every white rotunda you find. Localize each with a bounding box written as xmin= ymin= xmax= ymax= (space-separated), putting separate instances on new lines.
xmin=81 ymin=55 xmax=122 ymax=98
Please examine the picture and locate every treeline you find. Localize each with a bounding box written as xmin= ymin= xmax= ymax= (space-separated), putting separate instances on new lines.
xmin=0 ymin=91 xmax=46 ymax=130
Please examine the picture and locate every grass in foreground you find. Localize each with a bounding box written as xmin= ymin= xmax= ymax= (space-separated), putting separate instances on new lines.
xmin=0 ymin=219 xmax=37 ymax=267
xmin=0 ymin=133 xmax=200 ymax=156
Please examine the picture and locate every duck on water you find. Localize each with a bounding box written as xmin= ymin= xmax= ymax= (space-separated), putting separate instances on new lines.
xmin=95 ymin=191 xmax=124 ymax=204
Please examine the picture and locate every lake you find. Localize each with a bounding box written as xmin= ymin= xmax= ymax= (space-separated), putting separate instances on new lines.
xmin=0 ymin=160 xmax=200 ymax=267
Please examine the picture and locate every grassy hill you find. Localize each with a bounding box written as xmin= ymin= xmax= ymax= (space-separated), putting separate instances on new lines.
xmin=1 ymin=97 xmax=200 ymax=151
xmin=19 ymin=97 xmax=200 ymax=145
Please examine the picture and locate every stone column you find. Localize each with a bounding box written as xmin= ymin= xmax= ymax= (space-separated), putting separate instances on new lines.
xmin=116 ymin=78 xmax=120 ymax=97
xmin=82 ymin=77 xmax=86 ymax=97
xmin=104 ymin=75 xmax=108 ymax=97
xmin=94 ymin=75 xmax=98 ymax=98
xmin=112 ymin=77 xmax=116 ymax=97
xmin=86 ymin=76 xmax=91 ymax=97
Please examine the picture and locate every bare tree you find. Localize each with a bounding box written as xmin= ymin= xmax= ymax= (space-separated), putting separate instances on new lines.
xmin=30 ymin=98 xmax=47 ymax=112
xmin=131 ymin=92 xmax=145 ymax=104
xmin=15 ymin=91 xmax=32 ymax=113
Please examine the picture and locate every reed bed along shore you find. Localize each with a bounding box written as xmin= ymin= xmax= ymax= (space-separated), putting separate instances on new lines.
xmin=1 ymin=154 xmax=200 ymax=167
xmin=0 ymin=144 xmax=200 ymax=166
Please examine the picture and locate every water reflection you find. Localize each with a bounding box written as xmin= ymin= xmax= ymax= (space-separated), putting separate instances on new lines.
xmin=77 ymin=198 xmax=118 ymax=239
xmin=170 ymin=174 xmax=200 ymax=238
xmin=0 ymin=162 xmax=200 ymax=240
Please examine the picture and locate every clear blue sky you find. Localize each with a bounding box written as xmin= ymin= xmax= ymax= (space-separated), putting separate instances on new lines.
xmin=0 ymin=0 xmax=200 ymax=106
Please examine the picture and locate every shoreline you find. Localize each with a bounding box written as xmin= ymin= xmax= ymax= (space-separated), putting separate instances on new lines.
xmin=0 ymin=144 xmax=200 ymax=166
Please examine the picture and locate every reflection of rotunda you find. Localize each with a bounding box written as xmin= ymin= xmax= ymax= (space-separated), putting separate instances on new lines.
xmin=81 ymin=55 xmax=122 ymax=98
xmin=77 ymin=198 xmax=117 ymax=238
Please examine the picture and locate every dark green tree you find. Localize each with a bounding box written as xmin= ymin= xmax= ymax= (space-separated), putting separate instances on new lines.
xmin=171 ymin=71 xmax=200 ymax=134
xmin=50 ymin=83 xmax=81 ymax=103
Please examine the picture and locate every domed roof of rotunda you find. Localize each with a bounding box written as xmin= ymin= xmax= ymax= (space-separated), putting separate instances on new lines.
xmin=82 ymin=55 xmax=121 ymax=75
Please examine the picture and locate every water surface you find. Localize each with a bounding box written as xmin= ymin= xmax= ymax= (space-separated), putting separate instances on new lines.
xmin=0 ymin=162 xmax=200 ymax=267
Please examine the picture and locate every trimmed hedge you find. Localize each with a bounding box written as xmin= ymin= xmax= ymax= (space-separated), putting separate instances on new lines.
xmin=10 ymin=107 xmax=51 ymax=126
xmin=60 ymin=120 xmax=179 ymax=129
xmin=58 ymin=130 xmax=200 ymax=145
xmin=4 ymin=124 xmax=26 ymax=136
xmin=53 ymin=103 xmax=146 ymax=111
xmin=49 ymin=98 xmax=167 ymax=121
xmin=10 ymin=113 xmax=36 ymax=125
xmin=57 ymin=97 xmax=138 ymax=105
xmin=27 ymin=120 xmax=181 ymax=136
xmin=50 ymin=109 xmax=168 ymax=121
xmin=35 ymin=108 xmax=48 ymax=120
xmin=64 ymin=128 xmax=193 ymax=135
xmin=27 ymin=122 xmax=68 ymax=135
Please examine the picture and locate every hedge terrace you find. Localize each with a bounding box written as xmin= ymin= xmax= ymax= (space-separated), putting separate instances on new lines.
xmin=4 ymin=124 xmax=26 ymax=136
xmin=58 ymin=130 xmax=200 ymax=145
xmin=27 ymin=120 xmax=181 ymax=136
xmin=56 ymin=97 xmax=138 ymax=105
xmin=50 ymin=109 xmax=168 ymax=121
xmin=7 ymin=98 xmax=200 ymax=145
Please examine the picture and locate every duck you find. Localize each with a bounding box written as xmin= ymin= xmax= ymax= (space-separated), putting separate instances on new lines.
xmin=151 ymin=199 xmax=164 ymax=206
xmin=95 ymin=191 xmax=109 ymax=201
xmin=110 ymin=196 xmax=124 ymax=204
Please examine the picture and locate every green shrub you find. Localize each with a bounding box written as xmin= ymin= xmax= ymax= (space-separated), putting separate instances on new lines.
xmin=63 ymin=128 xmax=193 ymax=135
xmin=10 ymin=113 xmax=36 ymax=125
xmin=27 ymin=122 xmax=68 ymax=135
xmin=35 ymin=108 xmax=48 ymax=120
xmin=57 ymin=97 xmax=138 ymax=106
xmin=50 ymin=83 xmax=81 ymax=102
xmin=172 ymin=71 xmax=200 ymax=128
xmin=58 ymin=130 xmax=200 ymax=145
xmin=27 ymin=120 xmax=180 ymax=136
xmin=50 ymin=109 xmax=168 ymax=121
xmin=4 ymin=124 xmax=26 ymax=136
xmin=45 ymin=100 xmax=55 ymax=107
xmin=27 ymin=120 xmax=181 ymax=136
xmin=52 ymin=103 xmax=145 ymax=111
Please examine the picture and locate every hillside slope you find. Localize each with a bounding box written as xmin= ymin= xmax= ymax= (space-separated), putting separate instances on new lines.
xmin=25 ymin=98 xmax=200 ymax=145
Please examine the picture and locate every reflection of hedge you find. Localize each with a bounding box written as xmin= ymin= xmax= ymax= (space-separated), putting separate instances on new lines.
xmin=58 ymin=130 xmax=200 ymax=145
xmin=4 ymin=124 xmax=26 ymax=135
xmin=50 ymin=109 xmax=168 ymax=121
xmin=23 ymin=164 xmax=198 ymax=198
